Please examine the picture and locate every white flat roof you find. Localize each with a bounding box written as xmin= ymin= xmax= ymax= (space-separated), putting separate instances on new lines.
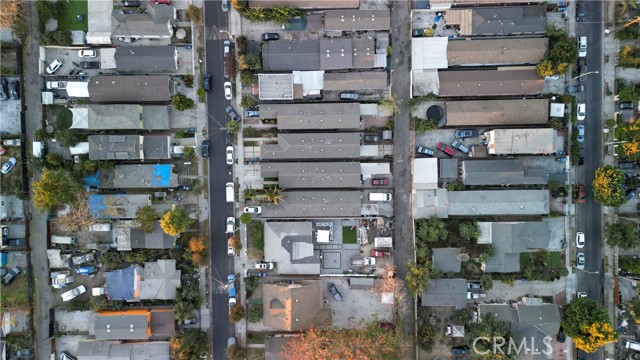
xmin=413 ymin=158 xmax=438 ymax=190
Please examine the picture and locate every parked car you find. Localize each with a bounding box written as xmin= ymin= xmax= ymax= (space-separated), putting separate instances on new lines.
xmin=255 ymin=261 xmax=275 ymax=270
xmin=416 ymin=146 xmax=435 ymax=156
xmin=7 ymin=239 xmax=24 ymax=247
xmin=1 ymin=266 xmax=21 ymax=286
xmin=78 ymin=49 xmax=97 ymax=58
xmin=467 ymin=282 xmax=482 ymax=289
xmin=578 ymin=36 xmax=587 ymax=58
xmin=203 ymin=73 xmax=212 ymax=91
xmin=8 ymin=80 xmax=19 ymax=100
xmin=566 ymin=84 xmax=585 ymax=93
xmin=46 ymin=59 xmax=63 ymax=74
xmin=370 ymin=249 xmax=391 ymax=257
xmin=577 ymin=185 xmax=586 ymax=204
xmin=618 ymin=161 xmax=638 ymax=170
xmin=363 ymin=134 xmax=380 ymax=143
xmin=0 ymin=77 xmax=7 ymax=100
xmin=340 ymin=92 xmax=358 ymax=100
xmin=121 ymin=0 xmax=141 ymax=6
xmin=372 ymin=178 xmax=389 ymax=186
xmin=228 ymin=337 xmax=237 ymax=349
xmin=576 ymin=232 xmax=585 ymax=248
xmin=244 ymin=270 xmax=267 ymax=277
xmin=60 ymin=352 xmax=77 ymax=360
xmin=244 ymin=206 xmax=262 ymax=214
xmin=450 ymin=140 xmax=470 ymax=154
xmin=46 ymin=81 xmax=67 ymax=90
xmin=224 ymin=81 xmax=232 ymax=100
xmin=1 ymin=157 xmax=17 ymax=175
xmin=183 ymin=318 xmax=196 ymax=325
xmin=51 ymin=271 xmax=74 ymax=289
xmin=577 ymin=292 xmax=587 ymax=298
xmin=557 ymin=327 xmax=566 ymax=343
xmin=201 ymin=140 xmax=210 ymax=158
xmin=2 ymin=139 xmax=20 ymax=147
xmin=223 ymin=40 xmax=231 ymax=56
xmin=244 ymin=108 xmax=260 ymax=118
xmin=225 ymin=131 xmax=233 ymax=145
xmin=226 ymin=146 xmax=234 ymax=165
xmin=227 ymin=243 xmax=235 ymax=256
xmin=577 ymin=125 xmax=585 ymax=143
xmin=328 ymin=282 xmax=343 ymax=301
xmin=454 ymin=129 xmax=478 ymax=139
xmin=221 ymin=0 xmax=229 ymax=11
xmin=577 ymin=103 xmax=586 ymax=121
xmin=436 ymin=142 xmax=455 ymax=156
xmin=576 ymin=252 xmax=586 ymax=270
xmin=576 ymin=1 xmax=586 ymax=22
xmin=75 ymin=266 xmax=97 ymax=276
xmin=627 ymin=188 xmax=637 ymax=200
xmin=225 ymin=106 xmax=241 ymax=122
xmin=177 ymin=185 xmax=191 ymax=191
xmin=412 ymin=28 xmax=425 ymax=37
xmin=226 ymin=217 xmax=235 ymax=234
xmin=61 ymin=285 xmax=87 ymax=302
xmin=451 ymin=346 xmax=470 ymax=355
xmin=261 ymin=33 xmax=280 ymax=41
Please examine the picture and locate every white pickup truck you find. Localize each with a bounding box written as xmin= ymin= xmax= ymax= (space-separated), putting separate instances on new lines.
xmin=51 ymin=271 xmax=74 ymax=289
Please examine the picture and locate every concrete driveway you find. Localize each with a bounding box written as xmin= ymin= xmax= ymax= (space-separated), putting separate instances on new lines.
xmin=323 ymin=277 xmax=392 ymax=328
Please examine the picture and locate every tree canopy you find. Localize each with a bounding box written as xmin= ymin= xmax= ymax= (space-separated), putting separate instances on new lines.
xmin=135 ymin=205 xmax=159 ymax=233
xmin=160 ymin=207 xmax=193 ymax=236
xmin=592 ymin=165 xmax=627 ymax=207
xmin=468 ymin=313 xmax=515 ymax=359
xmin=561 ymin=298 xmax=617 ymax=353
xmin=171 ymin=93 xmax=195 ymax=111
xmin=32 ymin=169 xmax=81 ymax=212
xmin=170 ymin=330 xmax=208 ymax=360
xmin=416 ymin=216 xmax=449 ymax=244
xmin=606 ymin=222 xmax=640 ymax=249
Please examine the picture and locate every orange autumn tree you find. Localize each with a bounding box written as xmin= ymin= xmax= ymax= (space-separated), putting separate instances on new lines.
xmin=187 ymin=236 xmax=207 ymax=265
xmin=561 ymin=298 xmax=617 ymax=353
xmin=282 ymin=322 xmax=407 ymax=360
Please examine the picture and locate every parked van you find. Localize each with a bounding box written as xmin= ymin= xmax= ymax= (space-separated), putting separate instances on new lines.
xmin=33 ymin=141 xmax=44 ymax=158
xmin=226 ymin=182 xmax=234 ymax=203
xmin=626 ymin=340 xmax=640 ymax=352
xmin=51 ymin=235 xmax=76 ymax=245
xmin=369 ymin=193 xmax=392 ymax=202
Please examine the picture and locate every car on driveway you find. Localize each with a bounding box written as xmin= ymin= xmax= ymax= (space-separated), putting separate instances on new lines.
xmin=224 ymin=81 xmax=232 ymax=100
xmin=261 ymin=33 xmax=280 ymax=41
xmin=75 ymin=266 xmax=97 ymax=276
xmin=577 ymin=292 xmax=587 ymax=298
xmin=225 ymin=105 xmax=241 ymax=122
xmin=1 ymin=157 xmax=17 ymax=175
xmin=201 ymin=140 xmax=210 ymax=158
xmin=451 ymin=140 xmax=470 ymax=154
xmin=203 ymin=73 xmax=212 ymax=91
xmin=244 ymin=206 xmax=262 ymax=214
xmin=46 ymin=58 xmax=63 ymax=74
xmin=60 ymin=352 xmax=77 ymax=360
xmin=0 ymin=77 xmax=7 ymax=100
xmin=436 ymin=142 xmax=455 ymax=156
xmin=61 ymin=285 xmax=87 ymax=302
xmin=566 ymin=84 xmax=585 ymax=93
xmin=576 ymin=252 xmax=586 ymax=270
xmin=577 ymin=185 xmax=586 ymax=203
xmin=412 ymin=28 xmax=424 ymax=37
xmin=8 ymin=80 xmax=19 ymax=100
xmin=328 ymin=282 xmax=343 ymax=301
xmin=225 ymin=146 xmax=234 ymax=165
xmin=78 ymin=49 xmax=97 ymax=58
xmin=577 ymin=125 xmax=585 ymax=143
xmin=46 ymin=81 xmax=67 ymax=90
xmin=1 ymin=266 xmax=21 ymax=286
xmin=577 ymin=103 xmax=586 ymax=121
xmin=416 ymin=146 xmax=434 ymax=156
xmin=576 ymin=232 xmax=585 ymax=248
xmin=372 ymin=178 xmax=389 ymax=186
xmin=244 ymin=108 xmax=260 ymax=118
xmin=255 ymin=261 xmax=275 ymax=270
xmin=454 ymin=129 xmax=478 ymax=139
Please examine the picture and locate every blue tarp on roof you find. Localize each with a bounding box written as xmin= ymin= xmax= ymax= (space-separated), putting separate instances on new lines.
xmin=151 ymin=164 xmax=171 ymax=187
xmin=83 ymin=171 xmax=99 ymax=189
xmin=89 ymin=194 xmax=125 ymax=219
xmin=105 ymin=267 xmax=136 ymax=301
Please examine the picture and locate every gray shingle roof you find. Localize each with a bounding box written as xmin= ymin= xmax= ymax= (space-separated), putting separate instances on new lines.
xmin=98 ymin=164 xmax=178 ymax=189
xmin=112 ymin=5 xmax=175 ymax=39
xmin=77 ymin=341 xmax=170 ymax=360
xmin=323 ymin=71 xmax=388 ymax=91
xmin=447 ymin=38 xmax=548 ymax=66
xmin=445 ymin=99 xmax=549 ymax=126
xmin=94 ymin=311 xmax=150 ymax=340
xmin=260 ymin=103 xmax=361 ymax=131
xmin=263 ymin=221 xmax=321 ymax=275
xmin=262 ymin=41 xmax=320 ymax=71
xmin=421 ymin=279 xmax=467 ymax=309
xmin=139 ymin=260 xmax=181 ymax=300
xmin=261 ymin=162 xmax=361 ymax=189
xmin=432 ymin=248 xmax=462 ymax=273
xmin=438 ymin=69 xmax=544 ymax=97
xmin=88 ymin=135 xmax=170 ymax=160
xmin=115 ymin=46 xmax=178 ymax=72
xmin=261 ymin=133 xmax=361 ymax=161
xmin=88 ymin=76 xmax=172 ymax=103
xmin=324 ymin=10 xmax=391 ymax=31
xmin=262 ymin=191 xmax=362 ymax=218
xmin=86 ymin=104 xmax=170 ymax=130
xmin=480 ymin=221 xmax=551 ymax=273
xmin=263 ymin=280 xmax=325 ymax=331
xmin=447 ymin=190 xmax=549 ymax=216
xmin=248 ymin=0 xmax=359 ymax=9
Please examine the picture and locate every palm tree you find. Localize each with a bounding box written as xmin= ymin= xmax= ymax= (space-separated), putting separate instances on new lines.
xmin=243 ymin=187 xmax=257 ymax=201
xmin=263 ymin=186 xmax=284 ymax=205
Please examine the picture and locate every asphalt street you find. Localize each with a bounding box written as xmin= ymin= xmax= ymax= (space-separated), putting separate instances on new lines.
xmin=575 ymin=1 xmax=604 ymax=359
xmin=203 ymin=2 xmax=234 ymax=359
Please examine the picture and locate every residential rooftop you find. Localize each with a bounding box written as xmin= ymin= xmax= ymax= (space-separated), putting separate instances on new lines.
xmin=260 ymin=103 xmax=361 ymax=131
xmin=446 ymin=5 xmax=547 ymax=36
xmin=114 ymin=221 xmax=176 ymax=251
xmin=264 ymin=222 xmax=321 ymax=275
xmin=438 ymin=69 xmax=544 ymax=97
xmin=421 ymin=279 xmax=467 ymax=309
xmin=323 ymin=10 xmax=391 ymax=32
xmin=445 ymin=99 xmax=549 ymax=126
xmin=98 ymin=164 xmax=178 ymax=189
xmin=76 ymin=341 xmax=170 ymax=360
xmin=261 ymin=191 xmax=362 ymax=218
xmin=88 ymin=135 xmax=170 ymax=160
xmin=261 ymin=133 xmax=361 ymax=161
xmin=248 ymin=0 xmax=359 ymax=8
xmin=258 ymin=73 xmax=295 ymax=101
xmin=447 ymin=38 xmax=548 ymax=66
xmin=111 ymin=5 xmax=175 ymax=39
xmin=447 ymin=190 xmax=549 ymax=216
xmin=323 ymin=71 xmax=388 ymax=91
xmin=461 ymin=158 xmax=564 ymax=186
xmin=261 ymin=162 xmax=361 ymax=189
xmin=88 ymin=75 xmax=172 ymax=103
xmin=114 ymin=46 xmax=178 ymax=72
xmin=76 ymin=104 xmax=170 ymax=130
xmin=485 ymin=128 xmax=560 ymax=155
xmin=89 ymin=194 xmax=152 ymax=219
xmin=263 ymin=281 xmax=326 ymax=331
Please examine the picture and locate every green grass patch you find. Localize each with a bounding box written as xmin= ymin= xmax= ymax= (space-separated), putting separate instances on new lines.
xmin=248 ymin=221 xmax=264 ymax=250
xmin=343 ymin=226 xmax=357 ymax=244
xmin=56 ymin=0 xmax=88 ymax=32
xmin=49 ymin=105 xmax=73 ymax=129
xmin=548 ymin=251 xmax=562 ymax=268
xmin=0 ymin=276 xmax=29 ymax=312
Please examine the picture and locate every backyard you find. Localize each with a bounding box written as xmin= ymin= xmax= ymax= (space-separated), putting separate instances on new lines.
xmin=342 ymin=226 xmax=357 ymax=244
xmin=48 ymin=105 xmax=72 ymax=130
xmin=55 ymin=0 xmax=88 ymax=32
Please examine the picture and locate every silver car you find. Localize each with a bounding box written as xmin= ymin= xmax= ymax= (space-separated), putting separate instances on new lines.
xmin=576 ymin=252 xmax=585 ymax=270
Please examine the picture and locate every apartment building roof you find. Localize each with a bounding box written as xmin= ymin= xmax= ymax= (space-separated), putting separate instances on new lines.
xmin=447 ymin=38 xmax=548 ymax=66
xmin=260 ymin=103 xmax=361 ymax=131
xmin=324 ymin=10 xmax=391 ymax=32
xmin=438 ymin=69 xmax=544 ymax=97
xmin=88 ymin=75 xmax=172 ymax=103
xmin=261 ymin=162 xmax=361 ymax=189
xmin=445 ymin=99 xmax=549 ymax=126
xmin=261 ymin=191 xmax=362 ymax=218
xmin=261 ymin=133 xmax=361 ymax=161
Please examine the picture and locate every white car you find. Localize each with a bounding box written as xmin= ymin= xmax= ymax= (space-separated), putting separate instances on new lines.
xmin=227 ymin=245 xmax=235 ymax=256
xmin=577 ymin=125 xmax=585 ymax=143
xmin=576 ymin=232 xmax=585 ymax=249
xmin=576 ymin=252 xmax=586 ymax=270
xmin=46 ymin=81 xmax=67 ymax=90
xmin=224 ymin=40 xmax=231 ymax=56
xmin=228 ymin=296 xmax=237 ymax=313
xmin=78 ymin=49 xmax=97 ymax=58
xmin=244 ymin=206 xmax=262 ymax=214
xmin=255 ymin=261 xmax=275 ymax=270
xmin=1 ymin=157 xmax=17 ymax=175
xmin=224 ymin=81 xmax=232 ymax=100
xmin=226 ymin=146 xmax=234 ymax=165
xmin=226 ymin=217 xmax=235 ymax=234
xmin=61 ymin=285 xmax=87 ymax=302
xmin=578 ymin=36 xmax=587 ymax=58
xmin=577 ymin=292 xmax=588 ymax=298
xmin=46 ymin=58 xmax=63 ymax=74
xmin=577 ymin=103 xmax=586 ymax=121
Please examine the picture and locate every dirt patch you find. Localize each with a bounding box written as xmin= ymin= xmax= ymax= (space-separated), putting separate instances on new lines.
xmin=0 ymin=49 xmax=17 ymax=75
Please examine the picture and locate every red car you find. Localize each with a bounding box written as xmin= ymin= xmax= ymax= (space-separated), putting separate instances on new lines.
xmin=370 ymin=249 xmax=391 ymax=257
xmin=577 ymin=185 xmax=586 ymax=204
xmin=372 ymin=178 xmax=389 ymax=186
xmin=436 ymin=142 xmax=455 ymax=156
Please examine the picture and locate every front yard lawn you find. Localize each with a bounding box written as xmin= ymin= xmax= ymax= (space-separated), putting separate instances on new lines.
xmin=56 ymin=0 xmax=88 ymax=32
